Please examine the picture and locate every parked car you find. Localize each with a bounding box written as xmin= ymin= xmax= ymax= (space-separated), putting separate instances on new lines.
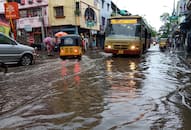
xmin=0 ymin=32 xmax=36 ymax=66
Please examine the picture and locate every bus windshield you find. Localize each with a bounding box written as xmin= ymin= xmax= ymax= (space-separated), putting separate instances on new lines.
xmin=105 ymin=24 xmax=141 ymax=38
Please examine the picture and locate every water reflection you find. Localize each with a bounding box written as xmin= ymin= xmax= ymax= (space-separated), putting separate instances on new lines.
xmin=61 ymin=60 xmax=81 ymax=91
xmin=96 ymin=58 xmax=149 ymax=129
xmin=73 ymin=62 xmax=80 ymax=85
xmin=105 ymin=58 xmax=142 ymax=91
xmin=2 ymin=46 xmax=191 ymax=129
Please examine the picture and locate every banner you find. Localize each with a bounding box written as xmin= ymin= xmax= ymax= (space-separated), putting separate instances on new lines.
xmin=0 ymin=21 xmax=10 ymax=36
xmin=4 ymin=2 xmax=19 ymax=19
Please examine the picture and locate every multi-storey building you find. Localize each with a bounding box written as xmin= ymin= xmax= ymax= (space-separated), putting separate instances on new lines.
xmin=1 ymin=0 xmax=101 ymax=47
xmin=178 ymin=0 xmax=191 ymax=52
xmin=97 ymin=0 xmax=112 ymax=48
xmin=16 ymin=0 xmax=49 ymax=45
xmin=1 ymin=0 xmax=120 ymax=49
xmin=49 ymin=0 xmax=100 ymax=38
xmin=99 ymin=0 xmax=112 ymax=33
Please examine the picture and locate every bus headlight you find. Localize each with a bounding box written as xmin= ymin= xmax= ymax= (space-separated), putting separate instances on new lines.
xmin=107 ymin=45 xmax=112 ymax=49
xmin=130 ymin=45 xmax=136 ymax=50
xmin=130 ymin=45 xmax=139 ymax=50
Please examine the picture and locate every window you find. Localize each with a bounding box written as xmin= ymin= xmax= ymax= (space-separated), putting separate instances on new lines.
xmin=21 ymin=0 xmax=25 ymax=5
xmin=19 ymin=10 xmax=27 ymax=18
xmin=19 ymin=8 xmax=42 ymax=18
xmin=0 ymin=34 xmax=14 ymax=45
xmin=36 ymin=0 xmax=42 ymax=2
xmin=54 ymin=6 xmax=64 ymax=18
xmin=107 ymin=3 xmax=110 ymax=11
xmin=102 ymin=17 xmax=105 ymax=26
xmin=101 ymin=0 xmax=105 ymax=8
xmin=28 ymin=0 xmax=33 ymax=4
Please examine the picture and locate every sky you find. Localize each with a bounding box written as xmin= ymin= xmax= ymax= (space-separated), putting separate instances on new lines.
xmin=112 ymin=0 xmax=176 ymax=31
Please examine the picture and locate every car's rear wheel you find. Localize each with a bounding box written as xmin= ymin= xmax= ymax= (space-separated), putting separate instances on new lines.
xmin=0 ymin=62 xmax=8 ymax=73
xmin=20 ymin=54 xmax=32 ymax=66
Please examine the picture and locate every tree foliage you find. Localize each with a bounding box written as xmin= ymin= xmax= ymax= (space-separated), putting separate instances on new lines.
xmin=160 ymin=12 xmax=170 ymax=23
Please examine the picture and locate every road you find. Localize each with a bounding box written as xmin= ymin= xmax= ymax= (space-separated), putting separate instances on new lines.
xmin=0 ymin=45 xmax=191 ymax=130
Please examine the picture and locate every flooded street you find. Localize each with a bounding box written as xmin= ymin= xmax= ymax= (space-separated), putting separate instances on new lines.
xmin=0 ymin=45 xmax=191 ymax=130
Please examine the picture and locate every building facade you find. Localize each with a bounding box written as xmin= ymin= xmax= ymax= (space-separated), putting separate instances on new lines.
xmin=177 ymin=0 xmax=191 ymax=52
xmin=49 ymin=0 xmax=100 ymax=36
xmin=0 ymin=0 xmax=119 ymax=49
xmin=1 ymin=0 xmax=101 ymax=47
xmin=15 ymin=0 xmax=49 ymax=46
xmin=97 ymin=0 xmax=112 ymax=48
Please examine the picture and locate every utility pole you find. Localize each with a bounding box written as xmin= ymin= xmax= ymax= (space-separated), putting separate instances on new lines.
xmin=172 ymin=0 xmax=176 ymax=16
xmin=39 ymin=7 xmax=45 ymax=49
xmin=75 ymin=0 xmax=79 ymax=34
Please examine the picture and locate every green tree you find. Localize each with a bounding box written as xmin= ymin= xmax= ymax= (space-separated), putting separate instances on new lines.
xmin=160 ymin=12 xmax=170 ymax=23
xmin=160 ymin=12 xmax=170 ymax=38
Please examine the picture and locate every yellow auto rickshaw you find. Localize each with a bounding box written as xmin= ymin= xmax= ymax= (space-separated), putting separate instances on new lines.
xmin=159 ymin=38 xmax=167 ymax=51
xmin=59 ymin=34 xmax=83 ymax=60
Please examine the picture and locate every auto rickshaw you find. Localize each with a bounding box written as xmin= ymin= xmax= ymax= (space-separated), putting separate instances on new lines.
xmin=159 ymin=38 xmax=167 ymax=51
xmin=59 ymin=34 xmax=83 ymax=60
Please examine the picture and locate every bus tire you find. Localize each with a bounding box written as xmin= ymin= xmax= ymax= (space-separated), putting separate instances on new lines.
xmin=138 ymin=49 xmax=143 ymax=57
xmin=78 ymin=56 xmax=82 ymax=61
xmin=60 ymin=56 xmax=66 ymax=60
xmin=112 ymin=53 xmax=118 ymax=57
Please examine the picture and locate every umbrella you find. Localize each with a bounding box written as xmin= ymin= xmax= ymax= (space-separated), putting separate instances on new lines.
xmin=43 ymin=37 xmax=52 ymax=43
xmin=55 ymin=32 xmax=68 ymax=38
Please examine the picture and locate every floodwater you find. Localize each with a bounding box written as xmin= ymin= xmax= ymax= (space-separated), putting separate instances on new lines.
xmin=0 ymin=45 xmax=191 ymax=130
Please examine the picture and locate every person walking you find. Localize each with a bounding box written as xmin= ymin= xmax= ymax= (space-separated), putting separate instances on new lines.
xmin=84 ymin=34 xmax=89 ymax=51
xmin=92 ymin=35 xmax=97 ymax=49
xmin=44 ymin=37 xmax=54 ymax=56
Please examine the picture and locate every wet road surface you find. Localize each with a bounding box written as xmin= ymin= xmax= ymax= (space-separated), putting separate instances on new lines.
xmin=0 ymin=45 xmax=191 ymax=130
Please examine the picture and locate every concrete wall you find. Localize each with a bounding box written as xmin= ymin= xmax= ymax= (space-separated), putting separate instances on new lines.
xmin=99 ymin=0 xmax=112 ymax=32
xmin=48 ymin=0 xmax=76 ymax=26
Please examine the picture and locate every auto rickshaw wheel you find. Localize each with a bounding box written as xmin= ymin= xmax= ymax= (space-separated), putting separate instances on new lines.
xmin=112 ymin=53 xmax=118 ymax=57
xmin=78 ymin=56 xmax=82 ymax=61
xmin=60 ymin=56 xmax=66 ymax=60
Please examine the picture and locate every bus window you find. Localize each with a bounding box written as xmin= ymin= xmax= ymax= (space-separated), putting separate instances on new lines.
xmin=105 ymin=23 xmax=141 ymax=38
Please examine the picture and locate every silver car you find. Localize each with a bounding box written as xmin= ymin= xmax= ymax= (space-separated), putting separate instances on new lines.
xmin=0 ymin=32 xmax=36 ymax=66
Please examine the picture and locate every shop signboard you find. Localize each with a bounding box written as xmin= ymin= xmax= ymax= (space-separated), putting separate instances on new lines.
xmin=4 ymin=2 xmax=19 ymax=19
xmin=170 ymin=15 xmax=178 ymax=22
xmin=24 ymin=25 xmax=32 ymax=32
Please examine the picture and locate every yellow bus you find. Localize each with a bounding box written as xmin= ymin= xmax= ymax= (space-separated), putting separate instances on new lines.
xmin=104 ymin=15 xmax=151 ymax=56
